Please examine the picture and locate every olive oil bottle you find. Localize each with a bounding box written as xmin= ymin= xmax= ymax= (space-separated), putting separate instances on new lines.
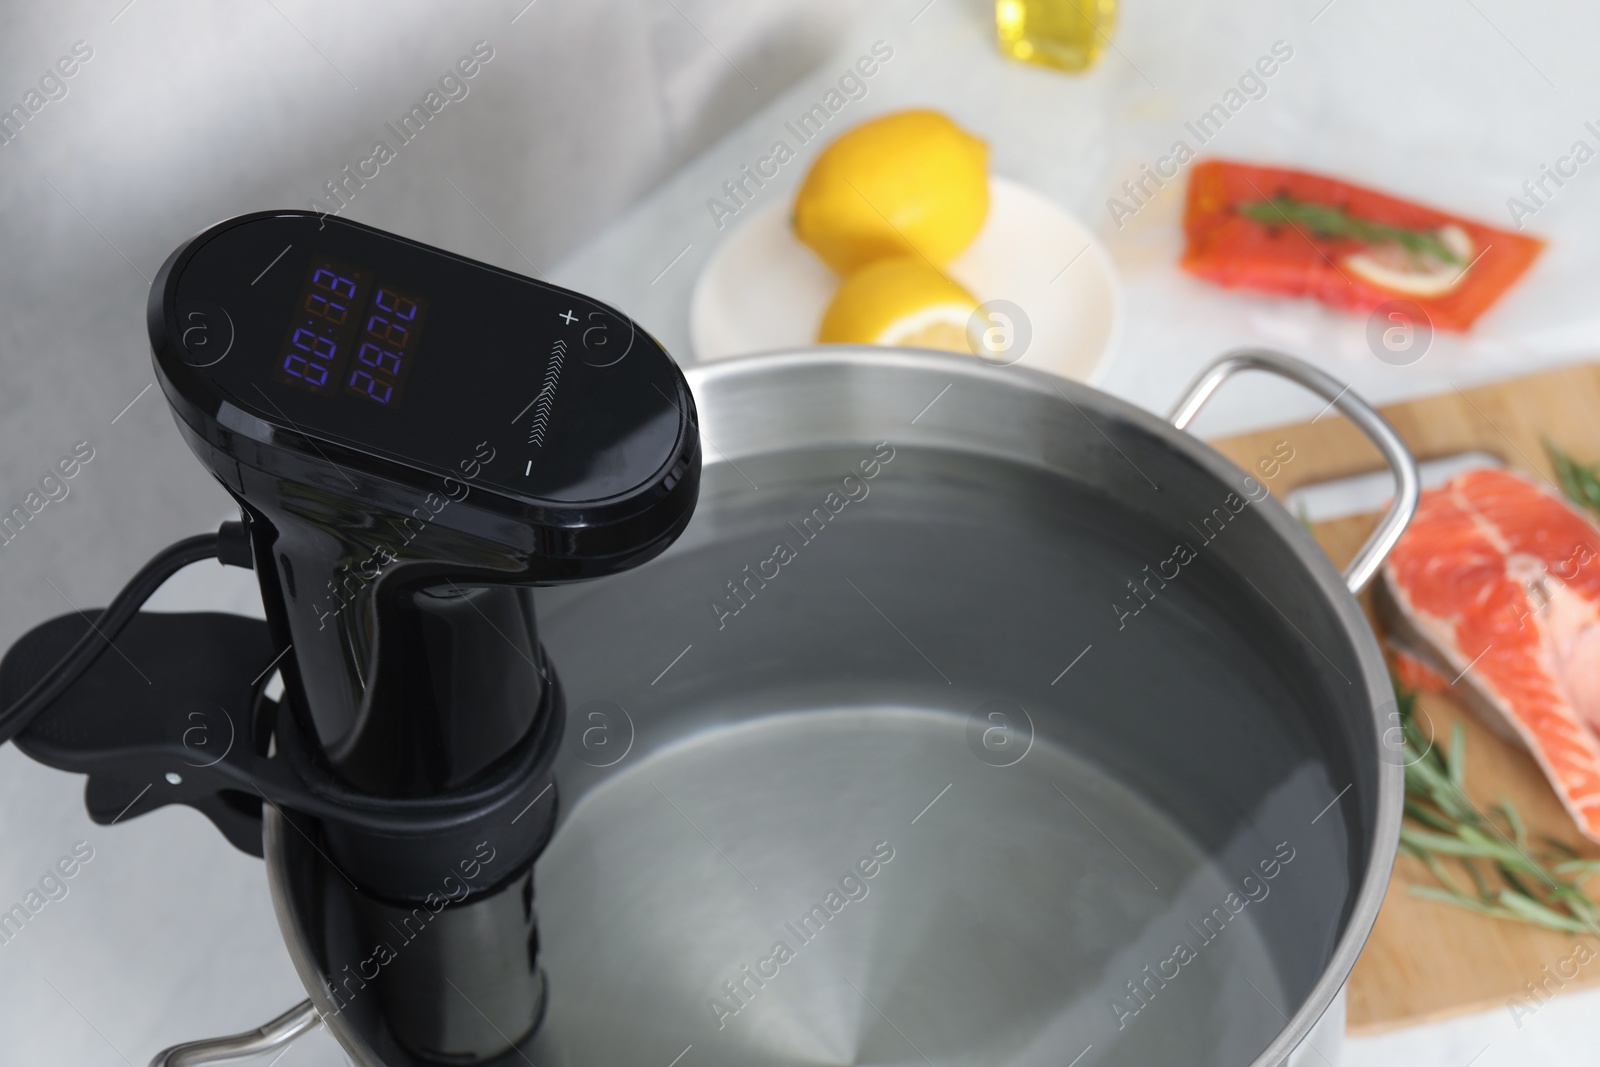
xmin=996 ymin=0 xmax=1118 ymax=73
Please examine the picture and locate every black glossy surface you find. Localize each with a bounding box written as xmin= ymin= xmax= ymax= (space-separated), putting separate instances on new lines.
xmin=161 ymin=213 xmax=686 ymax=506
xmin=149 ymin=213 xmax=700 ymax=803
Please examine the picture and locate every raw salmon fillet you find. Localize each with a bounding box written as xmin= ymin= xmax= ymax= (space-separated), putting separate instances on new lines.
xmin=1381 ymin=467 xmax=1600 ymax=842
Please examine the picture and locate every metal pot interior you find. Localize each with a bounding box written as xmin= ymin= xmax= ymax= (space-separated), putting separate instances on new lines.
xmin=269 ymin=349 xmax=1396 ymax=1067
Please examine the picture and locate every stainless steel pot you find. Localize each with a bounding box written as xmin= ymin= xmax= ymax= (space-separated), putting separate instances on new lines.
xmin=157 ymin=347 xmax=1415 ymax=1067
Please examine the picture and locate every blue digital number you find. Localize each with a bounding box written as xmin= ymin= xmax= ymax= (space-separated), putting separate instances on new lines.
xmin=365 ymin=314 xmax=410 ymax=347
xmin=348 ymin=369 xmax=394 ymax=404
xmin=282 ymin=353 xmax=329 ymax=387
xmin=356 ymin=341 xmax=402 ymax=374
xmin=374 ymin=288 xmax=418 ymax=321
xmin=290 ymin=328 xmax=338 ymax=360
xmin=311 ymin=268 xmax=358 ymax=300
xmin=306 ymin=292 xmax=348 ymax=326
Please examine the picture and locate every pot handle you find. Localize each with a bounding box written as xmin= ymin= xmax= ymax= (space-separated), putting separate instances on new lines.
xmin=148 ymin=999 xmax=319 ymax=1067
xmin=1167 ymin=349 xmax=1420 ymax=596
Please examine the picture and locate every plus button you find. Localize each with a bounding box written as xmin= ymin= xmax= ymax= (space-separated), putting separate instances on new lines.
xmin=559 ymin=309 xmax=578 ymax=325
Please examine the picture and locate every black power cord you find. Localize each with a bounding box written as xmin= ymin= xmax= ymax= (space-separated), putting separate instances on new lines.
xmin=0 ymin=521 xmax=253 ymax=746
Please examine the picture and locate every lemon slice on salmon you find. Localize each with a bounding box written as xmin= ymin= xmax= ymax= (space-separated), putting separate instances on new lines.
xmin=1343 ymin=223 xmax=1475 ymax=297
xmin=817 ymin=256 xmax=979 ymax=354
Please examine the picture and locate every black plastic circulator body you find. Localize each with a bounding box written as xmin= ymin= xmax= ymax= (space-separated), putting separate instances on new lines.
xmin=140 ymin=207 xmax=704 ymax=1062
xmin=142 ymin=212 xmax=699 ymax=1059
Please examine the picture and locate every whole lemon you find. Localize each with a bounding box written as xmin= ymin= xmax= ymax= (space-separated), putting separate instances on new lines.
xmin=793 ymin=110 xmax=990 ymax=274
xmin=817 ymin=255 xmax=978 ymax=354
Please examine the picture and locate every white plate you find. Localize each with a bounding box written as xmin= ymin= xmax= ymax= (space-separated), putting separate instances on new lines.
xmin=689 ymin=175 xmax=1123 ymax=382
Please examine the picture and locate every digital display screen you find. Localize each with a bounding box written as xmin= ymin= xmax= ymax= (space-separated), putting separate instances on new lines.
xmin=347 ymin=284 xmax=429 ymax=406
xmin=273 ymin=255 xmax=430 ymax=408
xmin=165 ymin=213 xmax=690 ymax=507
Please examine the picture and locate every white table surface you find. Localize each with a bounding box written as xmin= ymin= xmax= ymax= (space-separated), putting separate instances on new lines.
xmin=556 ymin=0 xmax=1600 ymax=437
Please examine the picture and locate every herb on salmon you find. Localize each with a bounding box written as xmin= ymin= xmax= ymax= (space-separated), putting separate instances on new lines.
xmin=1238 ymin=196 xmax=1465 ymax=266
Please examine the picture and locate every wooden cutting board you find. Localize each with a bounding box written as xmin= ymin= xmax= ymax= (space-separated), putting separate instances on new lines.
xmin=1209 ymin=362 xmax=1600 ymax=1035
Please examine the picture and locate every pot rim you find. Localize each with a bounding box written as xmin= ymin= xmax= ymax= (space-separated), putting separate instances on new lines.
xmin=691 ymin=346 xmax=1404 ymax=1066
xmin=267 ymin=346 xmax=1405 ymax=1067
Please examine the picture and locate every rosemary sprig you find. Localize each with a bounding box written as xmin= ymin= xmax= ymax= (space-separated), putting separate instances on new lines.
xmin=1237 ymin=196 xmax=1464 ymax=267
xmin=1548 ymin=441 xmax=1600 ymax=521
xmin=1394 ymin=681 xmax=1600 ymax=933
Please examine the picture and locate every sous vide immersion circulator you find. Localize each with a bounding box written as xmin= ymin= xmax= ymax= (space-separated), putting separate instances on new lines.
xmin=0 ymin=212 xmax=701 ymax=1063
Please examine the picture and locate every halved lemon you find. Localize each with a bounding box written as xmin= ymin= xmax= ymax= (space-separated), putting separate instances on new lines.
xmin=817 ymin=255 xmax=978 ymax=353
xmin=793 ymin=110 xmax=990 ymax=275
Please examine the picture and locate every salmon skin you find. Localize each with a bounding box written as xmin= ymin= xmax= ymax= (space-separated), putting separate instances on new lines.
xmin=1378 ymin=467 xmax=1600 ymax=842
